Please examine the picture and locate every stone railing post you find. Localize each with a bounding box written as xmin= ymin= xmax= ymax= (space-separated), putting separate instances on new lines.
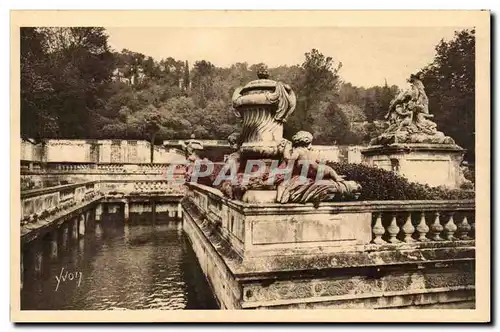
xmin=367 ymin=204 xmax=474 ymax=245
xmin=371 ymin=213 xmax=385 ymax=244
xmin=99 ymin=140 xmax=112 ymax=163
xmin=416 ymin=212 xmax=430 ymax=241
xmin=429 ymin=212 xmax=444 ymax=241
xmin=387 ymin=213 xmax=401 ymax=243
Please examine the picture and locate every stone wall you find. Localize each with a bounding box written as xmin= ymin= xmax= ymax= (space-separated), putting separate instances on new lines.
xmin=181 ymin=183 xmax=476 ymax=309
xmin=20 ymin=139 xmax=187 ymax=164
xmin=21 ymin=138 xmax=367 ymax=164
xmin=21 ymin=140 xmax=44 ymax=162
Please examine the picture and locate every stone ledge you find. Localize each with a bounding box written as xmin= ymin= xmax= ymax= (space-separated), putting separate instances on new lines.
xmin=242 ymin=288 xmax=475 ymax=309
xmin=237 ymin=246 xmax=475 ymax=279
xmin=21 ymin=181 xmax=97 ymax=199
xmin=21 ymin=196 xmax=102 ymax=245
xmin=182 ymin=198 xmax=475 ymax=279
xmin=361 ymin=143 xmax=465 ymax=157
xmin=186 ymin=183 xmax=475 ymax=215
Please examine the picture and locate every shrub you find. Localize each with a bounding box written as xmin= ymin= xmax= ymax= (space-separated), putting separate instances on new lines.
xmin=187 ymin=159 xmax=475 ymax=201
xmin=328 ymin=162 xmax=475 ymax=201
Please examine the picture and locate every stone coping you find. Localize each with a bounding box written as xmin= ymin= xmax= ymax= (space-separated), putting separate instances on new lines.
xmin=103 ymin=194 xmax=184 ymax=202
xmin=102 ymin=179 xmax=183 ymax=183
xmin=21 ymin=196 xmax=102 ymax=245
xmin=186 ymin=183 xmax=475 ymax=215
xmin=361 ymin=143 xmax=465 ymax=156
xmin=23 ymin=162 xmax=184 ymax=166
xmin=21 ymin=181 xmax=97 ymax=199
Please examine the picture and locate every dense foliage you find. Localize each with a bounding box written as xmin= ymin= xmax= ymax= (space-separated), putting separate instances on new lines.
xmin=329 ymin=162 xmax=475 ymax=201
xmin=21 ymin=28 xmax=475 ymax=162
xmin=420 ymin=29 xmax=476 ymax=162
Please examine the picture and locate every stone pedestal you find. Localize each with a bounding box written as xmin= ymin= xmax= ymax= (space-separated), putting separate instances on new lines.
xmin=123 ymin=202 xmax=129 ymax=221
xmin=120 ymin=140 xmax=128 ymax=163
xmin=362 ymin=144 xmax=465 ymax=189
xmin=95 ymin=204 xmax=103 ymax=221
xmin=60 ymin=224 xmax=69 ymax=249
xmin=99 ymin=140 xmax=112 ymax=163
xmin=50 ymin=233 xmax=58 ymax=259
xmin=177 ymin=203 xmax=183 ymax=218
xmin=33 ymin=243 xmax=43 ymax=276
xmin=79 ymin=215 xmax=86 ymax=236
xmin=72 ymin=218 xmax=79 ymax=240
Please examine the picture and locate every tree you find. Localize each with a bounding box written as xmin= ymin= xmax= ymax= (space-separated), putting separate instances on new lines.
xmin=127 ymin=105 xmax=165 ymax=163
xmin=311 ymin=102 xmax=351 ymax=145
xmin=22 ymin=26 xmax=427 ymax=146
xmin=420 ymin=29 xmax=475 ymax=162
xmin=30 ymin=28 xmax=114 ymax=138
xmin=183 ymin=60 xmax=190 ymax=91
xmin=285 ymin=49 xmax=342 ymax=136
xmin=191 ymin=60 xmax=216 ymax=108
xmin=20 ymin=28 xmax=56 ymax=140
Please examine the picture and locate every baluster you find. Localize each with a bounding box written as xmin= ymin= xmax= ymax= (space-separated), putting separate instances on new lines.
xmin=387 ymin=213 xmax=401 ymax=243
xmin=371 ymin=213 xmax=386 ymax=244
xmin=429 ymin=212 xmax=443 ymax=241
xmin=443 ymin=212 xmax=458 ymax=241
xmin=457 ymin=215 xmax=472 ymax=240
xmin=402 ymin=212 xmax=415 ymax=243
xmin=416 ymin=212 xmax=430 ymax=242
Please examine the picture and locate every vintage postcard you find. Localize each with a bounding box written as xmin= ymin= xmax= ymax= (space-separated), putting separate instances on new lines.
xmin=10 ymin=10 xmax=490 ymax=323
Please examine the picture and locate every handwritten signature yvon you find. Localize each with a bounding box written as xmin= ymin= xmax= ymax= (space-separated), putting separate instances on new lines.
xmin=55 ymin=267 xmax=82 ymax=291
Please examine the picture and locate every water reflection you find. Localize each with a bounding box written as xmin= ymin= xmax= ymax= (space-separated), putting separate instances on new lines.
xmin=21 ymin=216 xmax=219 ymax=310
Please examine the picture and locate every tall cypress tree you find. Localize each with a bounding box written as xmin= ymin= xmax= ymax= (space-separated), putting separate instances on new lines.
xmin=183 ymin=60 xmax=190 ymax=91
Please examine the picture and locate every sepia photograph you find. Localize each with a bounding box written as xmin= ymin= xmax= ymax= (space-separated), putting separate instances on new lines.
xmin=10 ymin=10 xmax=490 ymax=322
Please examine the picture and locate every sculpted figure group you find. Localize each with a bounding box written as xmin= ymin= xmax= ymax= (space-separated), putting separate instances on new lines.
xmin=275 ymin=131 xmax=361 ymax=204
xmin=183 ymin=67 xmax=362 ymax=204
xmin=212 ymin=130 xmax=361 ymax=204
xmin=371 ymin=73 xmax=454 ymax=145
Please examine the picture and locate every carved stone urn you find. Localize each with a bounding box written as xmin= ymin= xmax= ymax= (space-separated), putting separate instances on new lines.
xmin=231 ymin=68 xmax=296 ymax=159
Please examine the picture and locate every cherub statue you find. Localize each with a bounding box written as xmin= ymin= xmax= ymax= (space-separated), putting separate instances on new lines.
xmin=226 ymin=132 xmax=241 ymax=161
xmin=276 ymin=131 xmax=361 ymax=204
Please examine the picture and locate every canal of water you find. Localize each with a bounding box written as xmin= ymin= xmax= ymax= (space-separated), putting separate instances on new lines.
xmin=21 ymin=215 xmax=219 ymax=310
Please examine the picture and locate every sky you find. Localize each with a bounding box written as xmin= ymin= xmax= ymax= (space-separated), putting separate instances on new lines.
xmin=105 ymin=26 xmax=465 ymax=88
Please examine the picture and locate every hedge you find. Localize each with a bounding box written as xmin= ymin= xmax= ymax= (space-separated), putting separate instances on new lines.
xmin=186 ymin=160 xmax=475 ymax=201
xmin=328 ymin=162 xmax=475 ymax=201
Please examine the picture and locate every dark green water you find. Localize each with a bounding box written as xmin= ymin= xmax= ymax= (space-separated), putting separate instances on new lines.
xmin=21 ymin=217 xmax=219 ymax=310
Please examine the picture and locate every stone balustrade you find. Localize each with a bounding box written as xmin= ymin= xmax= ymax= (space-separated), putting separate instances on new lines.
xmin=97 ymin=163 xmax=126 ymax=173
xmin=100 ymin=180 xmax=186 ymax=197
xmin=181 ymin=183 xmax=476 ymax=309
xmin=370 ymin=208 xmax=474 ymax=244
xmin=21 ymin=181 xmax=100 ymax=225
xmin=21 ymin=162 xmax=186 ymax=176
xmin=184 ymin=183 xmax=475 ymax=257
xmin=132 ymin=181 xmax=182 ymax=193
xmin=49 ymin=163 xmax=97 ymax=172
